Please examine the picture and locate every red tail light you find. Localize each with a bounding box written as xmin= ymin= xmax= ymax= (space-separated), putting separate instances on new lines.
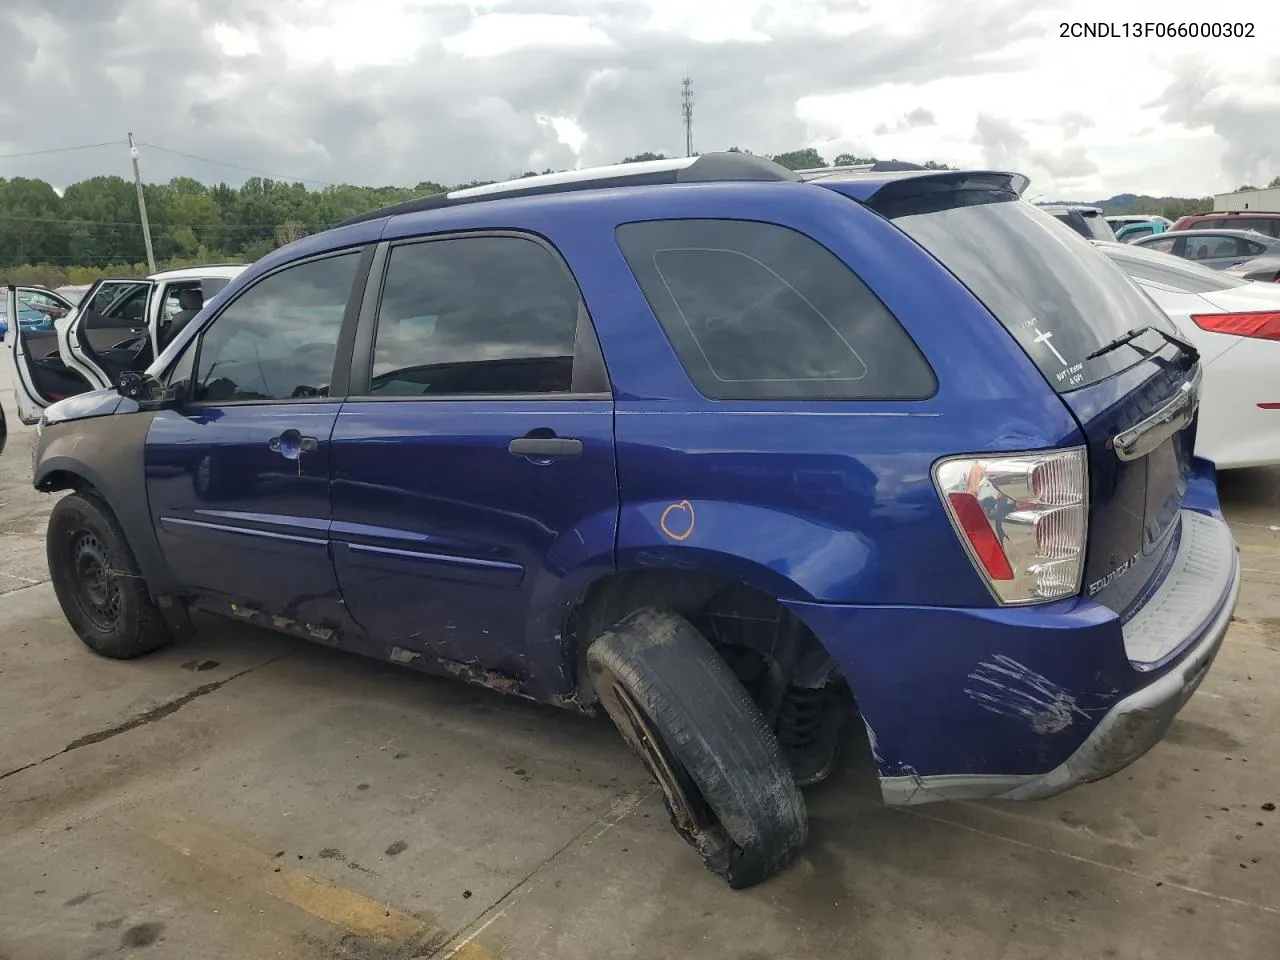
xmin=1190 ymin=311 xmax=1280 ymax=341
xmin=946 ymin=492 xmax=1015 ymax=580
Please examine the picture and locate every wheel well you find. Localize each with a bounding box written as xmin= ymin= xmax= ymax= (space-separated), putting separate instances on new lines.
xmin=565 ymin=570 xmax=865 ymax=788
xmin=565 ymin=570 xmax=844 ymax=704
xmin=35 ymin=469 xmax=98 ymax=497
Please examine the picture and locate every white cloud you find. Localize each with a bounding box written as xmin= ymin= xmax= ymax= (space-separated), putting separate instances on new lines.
xmin=5 ymin=0 xmax=1280 ymax=198
xmin=443 ymin=14 xmax=615 ymax=58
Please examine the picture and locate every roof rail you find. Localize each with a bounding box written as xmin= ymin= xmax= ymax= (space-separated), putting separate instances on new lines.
xmin=336 ymin=152 xmax=801 ymax=228
xmin=795 ymin=160 xmax=929 ymax=181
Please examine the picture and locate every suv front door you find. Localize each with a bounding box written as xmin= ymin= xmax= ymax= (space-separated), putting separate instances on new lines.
xmin=328 ymin=234 xmax=618 ymax=679
xmin=5 ymin=285 xmax=86 ymax=424
xmin=144 ymin=249 xmax=366 ymax=629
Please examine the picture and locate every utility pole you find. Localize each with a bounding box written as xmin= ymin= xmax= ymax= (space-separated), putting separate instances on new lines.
xmin=681 ymin=76 xmax=694 ymax=158
xmin=128 ymin=132 xmax=157 ymax=274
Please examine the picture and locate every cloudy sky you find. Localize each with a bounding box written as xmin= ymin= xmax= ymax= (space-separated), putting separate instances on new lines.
xmin=3 ymin=0 xmax=1279 ymax=199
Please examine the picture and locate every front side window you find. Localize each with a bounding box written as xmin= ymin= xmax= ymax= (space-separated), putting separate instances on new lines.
xmin=366 ymin=236 xmax=585 ymax=397
xmin=615 ymin=219 xmax=935 ymax=401
xmin=191 ymin=252 xmax=359 ymax=403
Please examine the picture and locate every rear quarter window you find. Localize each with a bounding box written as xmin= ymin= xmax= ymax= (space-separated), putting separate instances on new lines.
xmin=615 ymin=219 xmax=936 ymax=401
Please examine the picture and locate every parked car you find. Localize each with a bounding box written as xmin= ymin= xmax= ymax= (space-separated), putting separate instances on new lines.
xmin=1039 ymin=203 xmax=1117 ymax=241
xmin=1115 ymin=220 xmax=1167 ymax=243
xmin=1096 ymin=240 xmax=1280 ymax=469
xmin=17 ymin=156 xmax=1238 ymax=889
xmin=0 ymin=285 xmax=75 ymax=341
xmin=1108 ymin=214 xmax=1172 ymax=232
xmin=56 ymin=284 xmax=92 ymax=306
xmin=1133 ymin=228 xmax=1280 ymax=270
xmin=5 ymin=265 xmax=245 ymax=425
xmin=1171 ymin=210 xmax=1280 ymax=238
xmin=1108 ymin=215 xmax=1170 ymax=243
xmin=1224 ymin=255 xmax=1280 ymax=283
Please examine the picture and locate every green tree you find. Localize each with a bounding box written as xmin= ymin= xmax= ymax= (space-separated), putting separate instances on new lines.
xmin=770 ymin=148 xmax=826 ymax=171
xmin=833 ymin=153 xmax=875 ymax=166
xmin=622 ymin=152 xmax=667 ymax=163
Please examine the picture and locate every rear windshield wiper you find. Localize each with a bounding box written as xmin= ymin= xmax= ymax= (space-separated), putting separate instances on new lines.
xmin=1084 ymin=324 xmax=1200 ymax=364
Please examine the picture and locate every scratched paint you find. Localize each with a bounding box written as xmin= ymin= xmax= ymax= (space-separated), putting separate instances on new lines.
xmin=862 ymin=717 xmax=884 ymax=767
xmin=964 ymin=654 xmax=1090 ymax=734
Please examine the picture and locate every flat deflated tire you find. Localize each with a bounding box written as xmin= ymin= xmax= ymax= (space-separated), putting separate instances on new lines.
xmin=587 ymin=607 xmax=808 ymax=888
xmin=47 ymin=492 xmax=172 ymax=659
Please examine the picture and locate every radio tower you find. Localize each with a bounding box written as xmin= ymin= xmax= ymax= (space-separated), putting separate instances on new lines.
xmin=681 ymin=76 xmax=694 ymax=157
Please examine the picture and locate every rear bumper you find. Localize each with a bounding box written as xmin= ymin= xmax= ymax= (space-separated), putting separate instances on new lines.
xmin=786 ymin=508 xmax=1240 ymax=806
xmin=997 ymin=553 xmax=1237 ymax=801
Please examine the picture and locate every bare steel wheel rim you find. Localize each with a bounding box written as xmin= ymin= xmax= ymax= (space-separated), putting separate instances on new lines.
xmin=69 ymin=530 xmax=122 ymax=631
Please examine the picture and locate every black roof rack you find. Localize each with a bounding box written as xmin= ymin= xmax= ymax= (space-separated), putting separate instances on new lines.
xmin=335 ymin=152 xmax=800 ymax=228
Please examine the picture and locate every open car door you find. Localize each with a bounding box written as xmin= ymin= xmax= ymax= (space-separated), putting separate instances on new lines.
xmin=6 ymin=284 xmax=91 ymax=425
xmin=58 ymin=277 xmax=155 ymax=390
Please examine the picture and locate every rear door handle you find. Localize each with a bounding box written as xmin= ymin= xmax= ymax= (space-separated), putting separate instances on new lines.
xmin=508 ymin=437 xmax=583 ymax=459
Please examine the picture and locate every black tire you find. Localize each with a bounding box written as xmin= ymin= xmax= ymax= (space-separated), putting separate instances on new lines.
xmin=47 ymin=492 xmax=172 ymax=659
xmin=586 ymin=607 xmax=808 ymax=889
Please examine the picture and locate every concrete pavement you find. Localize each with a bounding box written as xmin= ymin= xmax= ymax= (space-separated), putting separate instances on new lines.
xmin=2 ymin=363 xmax=1279 ymax=960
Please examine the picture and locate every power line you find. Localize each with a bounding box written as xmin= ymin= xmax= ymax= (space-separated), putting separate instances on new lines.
xmin=135 ymin=142 xmax=334 ymax=187
xmin=0 ymin=140 xmax=126 ymax=160
xmin=0 ymin=214 xmax=337 ymax=232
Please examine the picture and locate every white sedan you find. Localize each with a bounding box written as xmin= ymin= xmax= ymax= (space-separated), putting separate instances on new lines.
xmin=1097 ymin=240 xmax=1280 ymax=470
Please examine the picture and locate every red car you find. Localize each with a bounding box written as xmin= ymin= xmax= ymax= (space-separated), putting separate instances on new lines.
xmin=1171 ymin=211 xmax=1280 ymax=238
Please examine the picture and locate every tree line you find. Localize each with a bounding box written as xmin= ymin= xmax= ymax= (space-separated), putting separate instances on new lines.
xmin=0 ymin=146 xmax=1237 ymax=286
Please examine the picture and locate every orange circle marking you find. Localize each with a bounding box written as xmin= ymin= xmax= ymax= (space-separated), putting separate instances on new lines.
xmin=659 ymin=500 xmax=696 ymax=541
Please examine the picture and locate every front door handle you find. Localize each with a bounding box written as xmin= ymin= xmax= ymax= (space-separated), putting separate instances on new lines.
xmin=269 ymin=428 xmax=319 ymax=461
xmin=508 ymin=437 xmax=583 ymax=459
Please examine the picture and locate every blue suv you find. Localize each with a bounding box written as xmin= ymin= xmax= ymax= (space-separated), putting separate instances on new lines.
xmin=29 ymin=154 xmax=1240 ymax=889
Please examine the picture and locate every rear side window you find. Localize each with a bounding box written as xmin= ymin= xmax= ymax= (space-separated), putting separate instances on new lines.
xmin=365 ymin=236 xmax=591 ymax=397
xmin=882 ymin=199 xmax=1175 ymax=393
xmin=615 ymin=219 xmax=935 ymax=401
xmin=1184 ymin=236 xmax=1245 ymax=260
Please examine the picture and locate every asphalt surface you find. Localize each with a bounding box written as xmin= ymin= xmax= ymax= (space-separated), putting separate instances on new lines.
xmin=2 ymin=362 xmax=1279 ymax=960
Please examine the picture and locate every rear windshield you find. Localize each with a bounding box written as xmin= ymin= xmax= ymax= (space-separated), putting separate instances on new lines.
xmin=882 ymin=198 xmax=1175 ymax=393
xmin=1077 ymin=211 xmax=1116 ymax=241
xmin=1099 ymin=242 xmax=1251 ymax=293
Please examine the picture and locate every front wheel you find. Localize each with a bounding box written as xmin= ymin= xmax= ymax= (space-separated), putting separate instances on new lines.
xmin=587 ymin=608 xmax=809 ymax=889
xmin=47 ymin=492 xmax=172 ymax=659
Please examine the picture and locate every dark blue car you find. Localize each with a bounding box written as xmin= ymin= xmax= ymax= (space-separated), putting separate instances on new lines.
xmin=29 ymin=155 xmax=1240 ymax=888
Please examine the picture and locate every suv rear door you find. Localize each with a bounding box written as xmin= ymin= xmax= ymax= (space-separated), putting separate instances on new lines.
xmin=59 ymin=277 xmax=154 ymax=390
xmin=328 ymin=233 xmax=617 ymax=679
xmin=5 ymin=285 xmax=90 ymax=424
xmin=862 ymin=178 xmax=1200 ymax=621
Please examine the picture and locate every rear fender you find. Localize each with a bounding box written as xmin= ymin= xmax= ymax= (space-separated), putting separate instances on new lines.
xmin=616 ymin=499 xmax=878 ymax=601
